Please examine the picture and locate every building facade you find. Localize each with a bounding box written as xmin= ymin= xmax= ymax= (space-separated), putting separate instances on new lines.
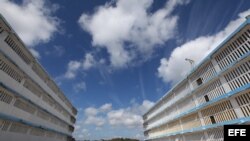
xmin=0 ymin=15 xmax=77 ymax=141
xmin=143 ymin=17 xmax=250 ymax=141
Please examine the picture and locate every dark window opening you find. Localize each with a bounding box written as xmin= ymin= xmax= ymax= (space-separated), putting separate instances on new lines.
xmin=204 ymin=95 xmax=209 ymax=102
xmin=196 ymin=78 xmax=203 ymax=86
xmin=210 ymin=116 xmax=216 ymax=124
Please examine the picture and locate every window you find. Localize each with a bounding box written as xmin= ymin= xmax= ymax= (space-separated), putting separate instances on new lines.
xmin=9 ymin=122 xmax=29 ymax=134
xmin=4 ymin=36 xmax=31 ymax=64
xmin=196 ymin=78 xmax=203 ymax=86
xmin=210 ymin=116 xmax=216 ymax=124
xmin=0 ymin=27 xmax=3 ymax=33
xmin=0 ymin=56 xmax=24 ymax=83
xmin=14 ymin=99 xmax=36 ymax=114
xmin=204 ymin=95 xmax=209 ymax=102
xmin=30 ymin=128 xmax=45 ymax=136
xmin=0 ymin=88 xmax=13 ymax=104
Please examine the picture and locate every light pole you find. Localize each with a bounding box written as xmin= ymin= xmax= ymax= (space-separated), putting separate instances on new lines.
xmin=246 ymin=15 xmax=250 ymax=20
xmin=185 ymin=58 xmax=195 ymax=68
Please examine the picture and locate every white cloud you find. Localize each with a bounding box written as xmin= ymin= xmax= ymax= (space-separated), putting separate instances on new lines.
xmin=85 ymin=116 xmax=105 ymax=127
xmin=29 ymin=48 xmax=41 ymax=59
xmin=83 ymin=104 xmax=108 ymax=127
xmin=0 ymin=0 xmax=59 ymax=57
xmin=73 ymin=100 xmax=154 ymax=140
xmin=64 ymin=61 xmax=81 ymax=79
xmin=158 ymin=9 xmax=250 ymax=84
xmin=83 ymin=53 xmax=96 ymax=70
xmin=135 ymin=133 xmax=144 ymax=140
xmin=83 ymin=104 xmax=111 ymax=127
xmin=64 ymin=53 xmax=98 ymax=79
xmin=73 ymin=81 xmax=86 ymax=93
xmin=45 ymin=45 xmax=65 ymax=57
xmin=139 ymin=100 xmax=155 ymax=113
xmin=74 ymin=128 xmax=90 ymax=139
xmin=107 ymin=100 xmax=154 ymax=128
xmin=79 ymin=0 xmax=189 ymax=68
xmin=84 ymin=103 xmax=112 ymax=117
xmin=107 ymin=109 xmax=143 ymax=128
xmin=100 ymin=103 xmax=112 ymax=112
xmin=84 ymin=107 xmax=99 ymax=116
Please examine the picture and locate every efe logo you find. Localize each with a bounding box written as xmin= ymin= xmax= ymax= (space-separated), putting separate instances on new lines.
xmin=228 ymin=129 xmax=246 ymax=136
xmin=224 ymin=125 xmax=249 ymax=140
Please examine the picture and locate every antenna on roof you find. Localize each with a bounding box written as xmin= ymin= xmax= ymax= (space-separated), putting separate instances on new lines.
xmin=246 ymin=15 xmax=250 ymax=20
xmin=185 ymin=58 xmax=195 ymax=68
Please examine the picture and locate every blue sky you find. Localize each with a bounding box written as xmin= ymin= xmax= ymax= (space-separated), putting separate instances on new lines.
xmin=1 ymin=0 xmax=250 ymax=140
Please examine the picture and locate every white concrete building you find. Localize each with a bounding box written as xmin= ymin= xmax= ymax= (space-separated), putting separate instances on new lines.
xmin=143 ymin=17 xmax=250 ymax=141
xmin=0 ymin=14 xmax=77 ymax=141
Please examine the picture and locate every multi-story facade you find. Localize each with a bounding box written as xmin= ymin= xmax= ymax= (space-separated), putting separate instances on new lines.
xmin=0 ymin=14 xmax=77 ymax=141
xmin=143 ymin=16 xmax=250 ymax=141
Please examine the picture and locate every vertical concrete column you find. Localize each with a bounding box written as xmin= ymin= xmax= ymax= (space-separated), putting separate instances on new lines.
xmin=197 ymin=110 xmax=205 ymax=127
xmin=172 ymin=92 xmax=181 ymax=119
xmin=0 ymin=30 xmax=8 ymax=41
xmin=0 ymin=27 xmax=3 ymax=34
xmin=203 ymin=130 xmax=210 ymax=140
xmin=5 ymin=121 xmax=12 ymax=132
xmin=10 ymin=95 xmax=17 ymax=106
xmin=192 ymin=93 xmax=199 ymax=107
xmin=173 ymin=92 xmax=176 ymax=103
xmin=211 ymin=58 xmax=221 ymax=73
xmin=179 ymin=118 xmax=184 ymax=131
xmin=164 ymin=123 xmax=169 ymax=137
xmin=219 ymin=76 xmax=231 ymax=93
xmin=163 ymin=108 xmax=168 ymax=127
xmin=20 ymin=77 xmax=26 ymax=86
xmin=229 ymin=97 xmax=245 ymax=118
xmin=33 ymin=107 xmax=38 ymax=116
xmin=29 ymin=61 xmax=34 ymax=68
xmin=187 ymin=78 xmax=194 ymax=91
xmin=197 ymin=110 xmax=210 ymax=140
xmin=189 ymin=78 xmax=200 ymax=108
xmin=176 ymin=105 xmax=180 ymax=116
xmin=26 ymin=127 xmax=32 ymax=135
xmin=211 ymin=57 xmax=232 ymax=93
xmin=182 ymin=134 xmax=186 ymax=141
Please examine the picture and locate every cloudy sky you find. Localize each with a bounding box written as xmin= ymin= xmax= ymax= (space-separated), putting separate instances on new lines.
xmin=1 ymin=0 xmax=250 ymax=140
